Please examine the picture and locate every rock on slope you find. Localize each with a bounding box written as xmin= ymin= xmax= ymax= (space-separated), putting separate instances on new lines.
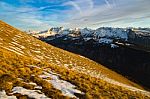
xmin=0 ymin=20 xmax=150 ymax=99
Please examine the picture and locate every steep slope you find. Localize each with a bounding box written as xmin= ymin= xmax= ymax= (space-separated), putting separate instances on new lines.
xmin=41 ymin=33 xmax=150 ymax=89
xmin=0 ymin=20 xmax=150 ymax=98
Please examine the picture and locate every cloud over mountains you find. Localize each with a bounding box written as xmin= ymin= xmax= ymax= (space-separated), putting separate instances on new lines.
xmin=0 ymin=0 xmax=150 ymax=30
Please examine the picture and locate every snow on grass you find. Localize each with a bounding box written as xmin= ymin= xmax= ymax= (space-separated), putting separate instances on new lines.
xmin=35 ymin=86 xmax=43 ymax=90
xmin=0 ymin=90 xmax=17 ymax=99
xmin=103 ymin=77 xmax=150 ymax=97
xmin=70 ymin=63 xmax=150 ymax=97
xmin=11 ymin=42 xmax=25 ymax=49
xmin=14 ymin=34 xmax=22 ymax=38
xmin=8 ymin=46 xmax=24 ymax=54
xmin=12 ymin=38 xmax=18 ymax=41
xmin=33 ymin=43 xmax=41 ymax=47
xmin=33 ymin=57 xmax=41 ymax=62
xmin=36 ymin=55 xmax=44 ymax=60
xmin=26 ymin=81 xmax=43 ymax=90
xmin=28 ymin=82 xmax=37 ymax=86
xmin=28 ymin=65 xmax=42 ymax=69
xmin=32 ymin=50 xmax=41 ymax=53
xmin=39 ymin=71 xmax=84 ymax=98
xmin=17 ymin=78 xmax=24 ymax=81
xmin=12 ymin=87 xmax=50 ymax=99
xmin=78 ymin=55 xmax=88 ymax=59
xmin=74 ymin=66 xmax=150 ymax=97
xmin=1 ymin=46 xmax=24 ymax=56
xmin=111 ymin=44 xmax=119 ymax=48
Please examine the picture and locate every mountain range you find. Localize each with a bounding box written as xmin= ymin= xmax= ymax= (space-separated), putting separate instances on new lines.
xmin=0 ymin=20 xmax=150 ymax=99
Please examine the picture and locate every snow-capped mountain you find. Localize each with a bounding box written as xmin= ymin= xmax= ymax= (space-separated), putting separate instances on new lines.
xmin=80 ymin=28 xmax=94 ymax=37
xmin=31 ymin=27 xmax=129 ymax=45
xmin=1 ymin=20 xmax=150 ymax=99
xmin=37 ymin=25 xmax=150 ymax=91
xmin=31 ymin=27 xmax=150 ymax=50
xmin=94 ymin=27 xmax=128 ymax=40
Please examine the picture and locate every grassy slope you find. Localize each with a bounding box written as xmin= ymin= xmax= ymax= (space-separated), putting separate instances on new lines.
xmin=0 ymin=20 xmax=142 ymax=87
xmin=0 ymin=20 xmax=149 ymax=98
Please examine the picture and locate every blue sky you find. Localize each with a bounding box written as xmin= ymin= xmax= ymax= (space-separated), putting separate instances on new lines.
xmin=0 ymin=0 xmax=150 ymax=30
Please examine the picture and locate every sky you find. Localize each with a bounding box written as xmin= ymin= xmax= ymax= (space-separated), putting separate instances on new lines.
xmin=0 ymin=0 xmax=150 ymax=31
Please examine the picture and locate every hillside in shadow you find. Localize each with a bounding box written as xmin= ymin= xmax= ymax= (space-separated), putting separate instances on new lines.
xmin=41 ymin=36 xmax=150 ymax=90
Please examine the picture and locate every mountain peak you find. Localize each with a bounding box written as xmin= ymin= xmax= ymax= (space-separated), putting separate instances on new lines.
xmin=0 ymin=21 xmax=150 ymax=98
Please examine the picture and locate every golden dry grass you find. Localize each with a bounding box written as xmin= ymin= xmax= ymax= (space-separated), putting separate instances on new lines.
xmin=0 ymin=20 xmax=149 ymax=99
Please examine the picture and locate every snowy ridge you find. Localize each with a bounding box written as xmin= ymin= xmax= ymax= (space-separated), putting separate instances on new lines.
xmin=80 ymin=28 xmax=94 ymax=37
xmin=31 ymin=27 xmax=129 ymax=42
xmin=94 ymin=27 xmax=128 ymax=40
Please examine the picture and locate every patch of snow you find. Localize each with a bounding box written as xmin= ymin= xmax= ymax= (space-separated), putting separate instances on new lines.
xmin=0 ymin=90 xmax=17 ymax=99
xmin=33 ymin=57 xmax=41 ymax=62
xmin=28 ymin=82 xmax=37 ymax=86
xmin=1 ymin=46 xmax=24 ymax=56
xmin=35 ymin=44 xmax=41 ymax=47
xmin=64 ymin=64 xmax=69 ymax=67
xmin=115 ymin=42 xmax=124 ymax=45
xmin=11 ymin=42 xmax=20 ymax=46
xmin=8 ymin=46 xmax=24 ymax=54
xmin=12 ymin=87 xmax=50 ymax=99
xmin=15 ymin=34 xmax=22 ymax=38
xmin=35 ymin=86 xmax=42 ymax=90
xmin=24 ymin=81 xmax=42 ymax=90
xmin=125 ymin=43 xmax=132 ymax=46
xmin=71 ymin=37 xmax=80 ymax=40
xmin=99 ymin=38 xmax=113 ymax=44
xmin=83 ymin=37 xmax=92 ymax=41
xmin=111 ymin=44 xmax=119 ymax=48
xmin=17 ymin=78 xmax=24 ymax=81
xmin=46 ymin=38 xmax=56 ymax=41
xmin=39 ymin=71 xmax=84 ymax=98
xmin=79 ymin=55 xmax=86 ymax=58
xmin=33 ymin=50 xmax=41 ymax=53
xmin=11 ymin=42 xmax=25 ymax=49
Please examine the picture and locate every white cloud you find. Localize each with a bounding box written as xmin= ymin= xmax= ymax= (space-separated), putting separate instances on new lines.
xmin=0 ymin=0 xmax=150 ymax=30
xmin=62 ymin=0 xmax=150 ymax=28
xmin=104 ymin=0 xmax=111 ymax=8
